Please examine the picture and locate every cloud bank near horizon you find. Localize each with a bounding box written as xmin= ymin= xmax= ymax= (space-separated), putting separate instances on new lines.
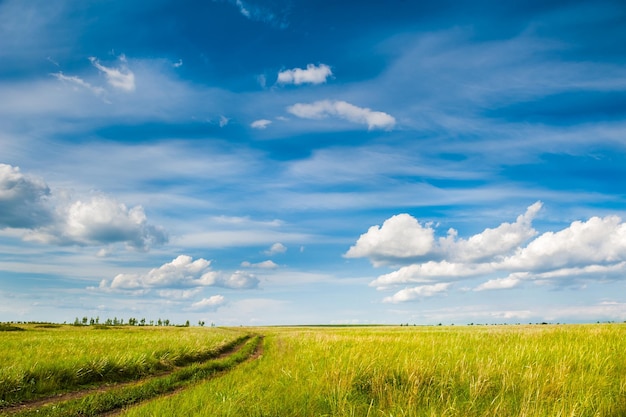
xmin=346 ymin=202 xmax=626 ymax=303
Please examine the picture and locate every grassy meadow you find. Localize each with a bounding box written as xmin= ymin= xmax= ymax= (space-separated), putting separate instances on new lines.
xmin=0 ymin=324 xmax=250 ymax=408
xmin=1 ymin=323 xmax=625 ymax=416
xmin=123 ymin=324 xmax=626 ymax=417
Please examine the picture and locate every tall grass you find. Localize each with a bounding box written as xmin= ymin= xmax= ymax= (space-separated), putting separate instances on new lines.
xmin=122 ymin=324 xmax=626 ymax=416
xmin=5 ymin=336 xmax=262 ymax=417
xmin=0 ymin=325 xmax=248 ymax=407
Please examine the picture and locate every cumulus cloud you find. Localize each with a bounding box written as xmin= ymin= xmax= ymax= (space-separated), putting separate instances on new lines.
xmin=371 ymin=261 xmax=492 ymax=290
xmin=0 ymin=164 xmax=166 ymax=250
xmin=441 ymin=201 xmax=542 ymax=263
xmin=277 ymin=63 xmax=332 ymax=85
xmin=104 ymin=255 xmax=259 ymax=291
xmin=0 ymin=164 xmax=52 ymax=229
xmin=241 ymin=260 xmax=279 ymax=269
xmin=474 ymin=275 xmax=523 ymax=291
xmin=251 ymin=119 xmax=272 ymax=129
xmin=27 ymin=194 xmax=167 ymax=250
xmin=265 ymin=242 xmax=287 ymax=255
xmin=211 ymin=270 xmax=260 ymax=289
xmin=500 ymin=215 xmax=626 ymax=272
xmin=348 ymin=202 xmax=542 ymax=268
xmin=383 ymin=283 xmax=451 ymax=303
xmin=287 ymin=100 xmax=396 ymax=130
xmin=345 ymin=214 xmax=435 ymax=266
xmin=349 ymin=202 xmax=626 ymax=302
xmin=191 ymin=295 xmax=226 ymax=310
xmin=89 ymin=55 xmax=135 ymax=92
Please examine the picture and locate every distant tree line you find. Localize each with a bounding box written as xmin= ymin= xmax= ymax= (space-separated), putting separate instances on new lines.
xmin=72 ymin=316 xmax=214 ymax=327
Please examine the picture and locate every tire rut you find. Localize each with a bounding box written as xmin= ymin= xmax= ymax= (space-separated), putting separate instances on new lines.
xmin=1 ymin=335 xmax=257 ymax=416
xmin=101 ymin=335 xmax=264 ymax=417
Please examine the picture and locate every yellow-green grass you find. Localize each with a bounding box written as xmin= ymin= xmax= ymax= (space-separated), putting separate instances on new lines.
xmin=4 ymin=336 xmax=262 ymax=417
xmin=123 ymin=324 xmax=626 ymax=417
xmin=0 ymin=324 xmax=249 ymax=407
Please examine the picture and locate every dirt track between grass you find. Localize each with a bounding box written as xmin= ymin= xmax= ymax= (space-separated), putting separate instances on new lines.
xmin=1 ymin=335 xmax=263 ymax=416
xmin=101 ymin=335 xmax=264 ymax=417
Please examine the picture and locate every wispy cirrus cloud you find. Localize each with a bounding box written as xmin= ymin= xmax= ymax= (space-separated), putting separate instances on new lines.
xmin=277 ymin=64 xmax=332 ymax=85
xmin=89 ymin=55 xmax=135 ymax=92
xmin=219 ymin=0 xmax=289 ymax=28
xmin=51 ymin=72 xmax=105 ymax=96
xmin=48 ymin=55 xmax=136 ymax=104
xmin=287 ymin=100 xmax=396 ymax=130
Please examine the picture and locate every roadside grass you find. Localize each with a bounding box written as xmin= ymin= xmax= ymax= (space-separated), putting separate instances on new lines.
xmin=1 ymin=335 xmax=262 ymax=417
xmin=0 ymin=325 xmax=249 ymax=408
xmin=122 ymin=324 xmax=626 ymax=417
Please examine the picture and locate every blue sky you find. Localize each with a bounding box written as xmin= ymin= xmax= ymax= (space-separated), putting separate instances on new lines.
xmin=1 ymin=0 xmax=626 ymax=325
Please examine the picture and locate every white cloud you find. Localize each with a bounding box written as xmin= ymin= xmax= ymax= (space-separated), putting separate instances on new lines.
xmin=490 ymin=310 xmax=533 ymax=320
xmin=265 ymin=242 xmax=287 ymax=255
xmin=191 ymin=295 xmax=226 ymax=310
xmin=209 ymin=270 xmax=260 ymax=289
xmin=251 ymin=119 xmax=272 ymax=129
xmin=51 ymin=72 xmax=105 ymax=96
xmin=235 ymin=0 xmax=250 ymax=17
xmin=219 ymin=115 xmax=229 ymax=127
xmin=287 ymin=100 xmax=396 ymax=130
xmin=89 ymin=55 xmax=135 ymax=92
xmin=277 ymin=64 xmax=332 ymax=85
xmin=383 ymin=283 xmax=451 ymax=303
xmin=501 ymin=215 xmax=626 ymax=272
xmin=222 ymin=0 xmax=287 ymax=28
xmin=348 ymin=202 xmax=542 ymax=267
xmin=26 ymin=194 xmax=167 ymax=251
xmin=158 ymin=288 xmax=202 ymax=300
xmin=241 ymin=260 xmax=279 ymax=269
xmin=351 ymin=202 xmax=626 ymax=302
xmin=1 ymin=164 xmax=165 ymax=250
xmin=440 ymin=201 xmax=542 ymax=263
xmin=0 ymin=163 xmax=52 ymax=229
xmin=105 ymin=255 xmax=259 ymax=291
xmin=371 ymin=261 xmax=492 ymax=289
xmin=345 ymin=213 xmax=435 ymax=266
xmin=474 ymin=275 xmax=523 ymax=291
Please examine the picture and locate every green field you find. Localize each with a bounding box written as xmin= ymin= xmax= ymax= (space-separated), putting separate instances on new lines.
xmin=1 ymin=324 xmax=625 ymax=416
xmin=0 ymin=324 xmax=256 ymax=414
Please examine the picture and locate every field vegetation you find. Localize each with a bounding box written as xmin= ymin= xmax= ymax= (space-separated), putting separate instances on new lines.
xmin=125 ymin=324 xmax=626 ymax=417
xmin=0 ymin=324 xmax=252 ymax=411
xmin=1 ymin=323 xmax=625 ymax=416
